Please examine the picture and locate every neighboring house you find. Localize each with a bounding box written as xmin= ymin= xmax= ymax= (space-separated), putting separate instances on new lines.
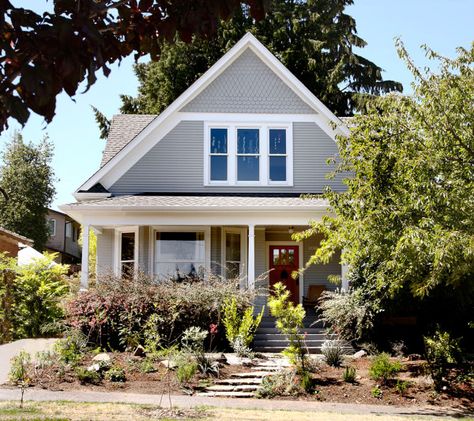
xmin=60 ymin=33 xmax=350 ymax=306
xmin=46 ymin=209 xmax=81 ymax=264
xmin=0 ymin=226 xmax=33 ymax=258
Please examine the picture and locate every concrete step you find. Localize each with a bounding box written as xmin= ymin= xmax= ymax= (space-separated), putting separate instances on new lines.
xmin=206 ymin=384 xmax=260 ymax=392
xmin=230 ymin=371 xmax=272 ymax=378
xmin=215 ymin=378 xmax=263 ymax=385
xmin=196 ymin=391 xmax=255 ymax=398
xmin=255 ymin=327 xmax=325 ymax=334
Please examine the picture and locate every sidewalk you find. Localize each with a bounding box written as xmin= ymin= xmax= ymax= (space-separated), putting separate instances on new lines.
xmin=0 ymin=388 xmax=471 ymax=419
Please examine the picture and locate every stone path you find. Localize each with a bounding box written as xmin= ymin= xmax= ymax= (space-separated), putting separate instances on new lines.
xmin=0 ymin=338 xmax=58 ymax=385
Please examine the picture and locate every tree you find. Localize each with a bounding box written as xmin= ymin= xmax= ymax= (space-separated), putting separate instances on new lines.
xmin=0 ymin=133 xmax=56 ymax=250
xmin=296 ymin=41 xmax=474 ymax=337
xmin=0 ymin=0 xmax=268 ymax=132
xmin=110 ymin=0 xmax=401 ymax=133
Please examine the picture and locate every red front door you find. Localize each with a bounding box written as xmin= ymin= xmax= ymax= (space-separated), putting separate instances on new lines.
xmin=269 ymin=245 xmax=299 ymax=305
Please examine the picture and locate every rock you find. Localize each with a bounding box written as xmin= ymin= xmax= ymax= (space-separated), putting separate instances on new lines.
xmin=133 ymin=345 xmax=146 ymax=357
xmin=160 ymin=359 xmax=177 ymax=369
xmin=407 ymin=353 xmax=422 ymax=361
xmin=352 ymin=350 xmax=367 ymax=359
xmin=92 ymin=353 xmax=111 ymax=363
xmin=87 ymin=363 xmax=101 ymax=372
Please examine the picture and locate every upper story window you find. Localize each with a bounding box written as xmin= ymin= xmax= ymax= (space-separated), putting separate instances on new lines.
xmin=206 ymin=123 xmax=292 ymax=186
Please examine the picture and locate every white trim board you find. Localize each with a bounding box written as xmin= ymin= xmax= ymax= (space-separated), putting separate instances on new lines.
xmin=74 ymin=33 xmax=349 ymax=197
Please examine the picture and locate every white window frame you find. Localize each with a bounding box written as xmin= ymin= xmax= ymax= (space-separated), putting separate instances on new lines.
xmin=48 ymin=218 xmax=56 ymax=237
xmin=149 ymin=226 xmax=211 ymax=279
xmin=268 ymin=128 xmax=289 ymax=184
xmin=221 ymin=227 xmax=247 ymax=280
xmin=204 ymin=122 xmax=293 ymax=186
xmin=114 ymin=226 xmax=139 ymax=277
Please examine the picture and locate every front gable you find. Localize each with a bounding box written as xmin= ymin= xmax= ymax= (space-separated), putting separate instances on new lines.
xmin=181 ymin=49 xmax=314 ymax=114
xmin=76 ymin=33 xmax=349 ymax=197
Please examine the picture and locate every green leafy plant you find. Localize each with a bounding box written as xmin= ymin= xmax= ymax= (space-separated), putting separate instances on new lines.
xmin=268 ymin=283 xmax=307 ymax=371
xmin=321 ymin=339 xmax=344 ymax=367
xmin=371 ymin=385 xmax=383 ymax=399
xmin=342 ymin=366 xmax=356 ymax=383
xmin=9 ymin=351 xmax=31 ymax=408
xmin=142 ymin=313 xmax=163 ymax=355
xmin=369 ymin=353 xmax=402 ymax=384
xmin=105 ymin=366 xmax=126 ymax=382
xmin=174 ymin=353 xmax=198 ymax=385
xmin=222 ymin=296 xmax=263 ymax=354
xmin=74 ymin=367 xmax=101 ymax=385
xmin=54 ymin=330 xmax=88 ymax=366
xmin=256 ymin=369 xmax=304 ymax=398
xmin=424 ymin=330 xmax=461 ymax=391
xmin=395 ymin=380 xmax=409 ymax=396
xmin=139 ymin=358 xmax=157 ymax=374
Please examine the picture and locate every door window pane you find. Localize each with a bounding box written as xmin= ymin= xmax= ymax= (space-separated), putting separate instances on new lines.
xmin=269 ymin=156 xmax=286 ymax=181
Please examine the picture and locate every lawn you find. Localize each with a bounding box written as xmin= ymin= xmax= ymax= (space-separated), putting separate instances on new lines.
xmin=0 ymin=401 xmax=472 ymax=421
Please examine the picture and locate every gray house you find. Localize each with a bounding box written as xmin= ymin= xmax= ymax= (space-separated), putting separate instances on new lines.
xmin=60 ymin=33 xmax=349 ymax=306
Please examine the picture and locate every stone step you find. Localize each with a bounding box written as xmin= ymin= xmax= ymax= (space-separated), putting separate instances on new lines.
xmin=196 ymin=391 xmax=255 ymax=398
xmin=206 ymin=384 xmax=260 ymax=392
xmin=250 ymin=366 xmax=280 ymax=371
xmin=256 ymin=327 xmax=325 ymax=334
xmin=230 ymin=371 xmax=272 ymax=378
xmin=215 ymin=378 xmax=263 ymax=385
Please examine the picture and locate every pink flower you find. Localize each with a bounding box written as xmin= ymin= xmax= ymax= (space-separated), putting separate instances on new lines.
xmin=210 ymin=324 xmax=218 ymax=335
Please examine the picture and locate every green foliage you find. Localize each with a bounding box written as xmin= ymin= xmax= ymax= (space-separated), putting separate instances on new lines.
xmin=222 ymin=296 xmax=263 ymax=353
xmin=74 ymin=367 xmax=101 ymax=385
xmin=54 ymin=330 xmax=88 ymax=366
xmin=424 ymin=330 xmax=461 ymax=390
xmin=321 ymin=339 xmax=344 ymax=367
xmin=174 ymin=353 xmax=198 ymax=385
xmin=369 ymin=353 xmax=402 ymax=384
xmin=371 ymin=385 xmax=383 ymax=399
xmin=342 ymin=366 xmax=356 ymax=383
xmin=9 ymin=351 xmax=31 ymax=385
xmin=118 ymin=1 xmax=401 ymax=119
xmin=181 ymin=326 xmax=207 ymax=355
xmin=65 ymin=274 xmax=253 ymax=351
xmin=395 ymin=380 xmax=409 ymax=396
xmin=256 ymin=369 xmax=304 ymax=398
xmin=105 ymin=366 xmax=126 ymax=382
xmin=0 ymin=253 xmax=69 ymax=343
xmin=296 ymin=42 xmax=474 ymax=341
xmin=142 ymin=314 xmax=163 ymax=355
xmin=268 ymin=282 xmax=307 ymax=369
xmin=139 ymin=359 xmax=157 ymax=374
xmin=0 ymin=133 xmax=55 ymax=250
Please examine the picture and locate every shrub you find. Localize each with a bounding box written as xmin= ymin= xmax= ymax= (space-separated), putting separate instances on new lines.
xmin=222 ymin=296 xmax=263 ymax=353
xmin=268 ymin=283 xmax=307 ymax=371
xmin=342 ymin=366 xmax=356 ymax=383
xmin=174 ymin=353 xmax=198 ymax=385
xmin=321 ymin=339 xmax=344 ymax=367
xmin=371 ymin=385 xmax=383 ymax=399
xmin=9 ymin=350 xmax=31 ymax=408
xmin=65 ymin=274 xmax=253 ymax=350
xmin=395 ymin=380 xmax=409 ymax=396
xmin=369 ymin=353 xmax=402 ymax=384
xmin=105 ymin=366 xmax=126 ymax=382
xmin=256 ymin=369 xmax=304 ymax=398
xmin=142 ymin=313 xmax=163 ymax=355
xmin=181 ymin=326 xmax=207 ymax=355
xmin=54 ymin=330 xmax=88 ymax=365
xmin=139 ymin=359 xmax=157 ymax=373
xmin=0 ymin=253 xmax=69 ymax=343
xmin=424 ymin=329 xmax=461 ymax=391
xmin=75 ymin=367 xmax=101 ymax=384
xmin=318 ymin=289 xmax=379 ymax=343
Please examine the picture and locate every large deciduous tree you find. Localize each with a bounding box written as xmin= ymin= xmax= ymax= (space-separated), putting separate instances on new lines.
xmin=106 ymin=0 xmax=401 ymax=131
xmin=0 ymin=0 xmax=268 ymax=132
xmin=0 ymin=133 xmax=56 ymax=250
xmin=296 ymin=41 xmax=474 ymax=339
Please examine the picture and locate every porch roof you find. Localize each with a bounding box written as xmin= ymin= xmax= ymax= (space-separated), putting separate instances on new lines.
xmin=61 ymin=194 xmax=329 ymax=212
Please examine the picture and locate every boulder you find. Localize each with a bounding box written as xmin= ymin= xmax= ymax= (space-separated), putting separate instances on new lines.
xmin=353 ymin=350 xmax=367 ymax=359
xmin=160 ymin=359 xmax=177 ymax=369
xmin=87 ymin=363 xmax=101 ymax=372
xmin=92 ymin=352 xmax=111 ymax=363
xmin=133 ymin=345 xmax=146 ymax=357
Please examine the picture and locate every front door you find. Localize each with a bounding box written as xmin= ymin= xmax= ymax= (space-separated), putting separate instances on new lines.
xmin=269 ymin=245 xmax=299 ymax=305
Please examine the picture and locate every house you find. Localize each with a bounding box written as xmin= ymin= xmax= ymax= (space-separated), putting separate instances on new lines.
xmin=0 ymin=226 xmax=33 ymax=258
xmin=60 ymin=33 xmax=350 ymax=307
xmin=46 ymin=209 xmax=81 ymax=264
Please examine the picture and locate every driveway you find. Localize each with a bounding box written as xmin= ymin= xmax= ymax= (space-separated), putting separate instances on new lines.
xmin=0 ymin=338 xmax=58 ymax=384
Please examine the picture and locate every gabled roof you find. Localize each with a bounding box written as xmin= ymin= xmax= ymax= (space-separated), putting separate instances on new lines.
xmin=76 ymin=32 xmax=349 ymax=197
xmin=101 ymin=114 xmax=156 ymax=167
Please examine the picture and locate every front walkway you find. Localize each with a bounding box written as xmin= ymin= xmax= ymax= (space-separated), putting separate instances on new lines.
xmin=0 ymin=388 xmax=469 ymax=419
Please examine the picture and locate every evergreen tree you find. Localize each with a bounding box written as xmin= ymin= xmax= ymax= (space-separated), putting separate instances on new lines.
xmin=0 ymin=133 xmax=56 ymax=251
xmin=101 ymin=0 xmax=402 ymax=138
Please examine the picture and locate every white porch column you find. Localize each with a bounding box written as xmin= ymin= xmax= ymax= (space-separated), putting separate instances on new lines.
xmin=341 ymin=262 xmax=350 ymax=291
xmin=80 ymin=224 xmax=90 ymax=291
xmin=247 ymin=224 xmax=255 ymax=289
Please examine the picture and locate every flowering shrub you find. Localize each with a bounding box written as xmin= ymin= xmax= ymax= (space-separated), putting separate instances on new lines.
xmin=65 ymin=273 xmax=254 ymax=351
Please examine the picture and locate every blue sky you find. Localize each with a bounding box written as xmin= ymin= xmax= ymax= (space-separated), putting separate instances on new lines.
xmin=1 ymin=0 xmax=473 ymax=209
